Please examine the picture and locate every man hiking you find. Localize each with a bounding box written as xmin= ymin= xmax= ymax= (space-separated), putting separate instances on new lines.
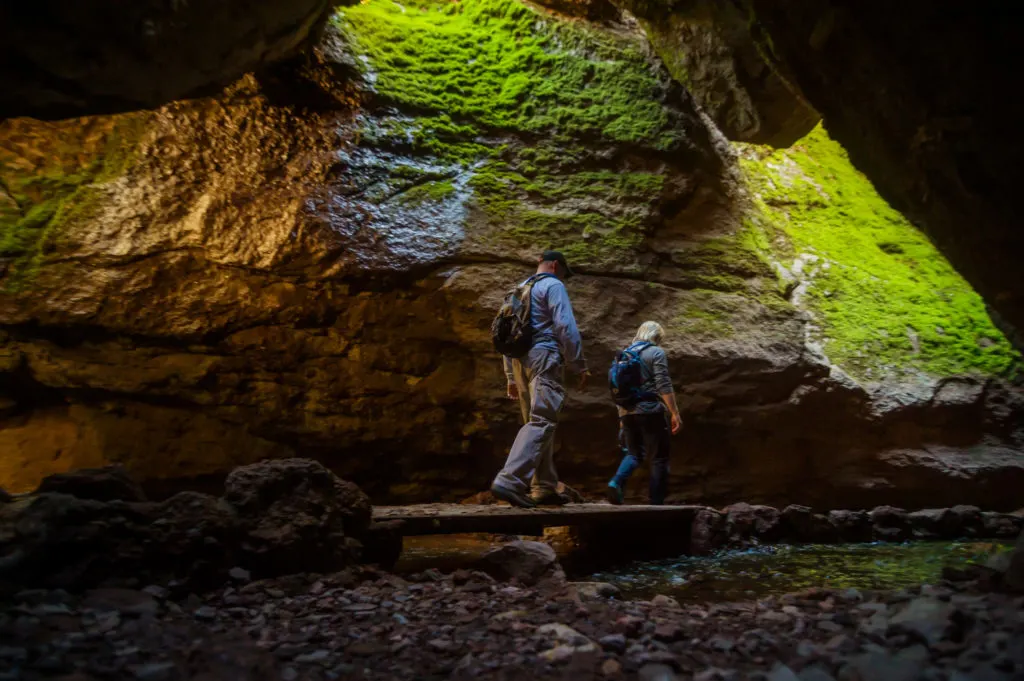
xmin=606 ymin=320 xmax=681 ymax=505
xmin=491 ymin=251 xmax=589 ymax=508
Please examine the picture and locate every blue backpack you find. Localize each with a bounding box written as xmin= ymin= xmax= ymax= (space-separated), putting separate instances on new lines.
xmin=608 ymin=341 xmax=656 ymax=407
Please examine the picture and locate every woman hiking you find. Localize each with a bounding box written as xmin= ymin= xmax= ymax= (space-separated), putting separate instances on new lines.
xmin=606 ymin=321 xmax=681 ymax=505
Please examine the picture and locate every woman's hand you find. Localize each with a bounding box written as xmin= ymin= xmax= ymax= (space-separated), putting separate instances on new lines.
xmin=670 ymin=413 xmax=681 ymax=434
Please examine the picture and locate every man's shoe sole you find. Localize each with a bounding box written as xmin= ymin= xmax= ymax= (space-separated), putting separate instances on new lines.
xmin=491 ymin=485 xmax=537 ymax=509
xmin=606 ymin=484 xmax=623 ymax=506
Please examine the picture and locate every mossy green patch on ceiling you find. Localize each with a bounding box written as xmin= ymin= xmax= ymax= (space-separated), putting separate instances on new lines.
xmin=335 ymin=0 xmax=691 ymax=269
xmin=738 ymin=125 xmax=1021 ymax=379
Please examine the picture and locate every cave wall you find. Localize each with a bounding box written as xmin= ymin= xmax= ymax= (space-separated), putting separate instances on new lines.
xmin=632 ymin=0 xmax=1024 ymax=350
xmin=0 ymin=0 xmax=340 ymax=120
xmin=1 ymin=0 xmax=1023 ymax=509
xmin=613 ymin=0 xmax=819 ymax=147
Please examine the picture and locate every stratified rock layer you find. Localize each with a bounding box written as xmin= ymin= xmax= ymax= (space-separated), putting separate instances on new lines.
xmin=1 ymin=0 xmax=1022 ymax=508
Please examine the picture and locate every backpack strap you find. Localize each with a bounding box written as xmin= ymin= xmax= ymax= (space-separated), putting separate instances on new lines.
xmin=625 ymin=341 xmax=654 ymax=381
xmin=518 ymin=272 xmax=555 ymax=308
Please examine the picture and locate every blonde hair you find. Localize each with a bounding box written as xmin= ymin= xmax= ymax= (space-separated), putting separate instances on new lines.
xmin=632 ymin=320 xmax=665 ymax=345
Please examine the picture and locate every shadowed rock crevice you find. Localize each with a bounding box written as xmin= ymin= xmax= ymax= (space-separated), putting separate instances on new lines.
xmin=0 ymin=0 xmax=345 ymax=120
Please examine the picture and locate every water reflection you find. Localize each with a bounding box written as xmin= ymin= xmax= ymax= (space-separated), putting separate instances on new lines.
xmin=395 ymin=536 xmax=1011 ymax=604
xmin=590 ymin=541 xmax=1011 ymax=603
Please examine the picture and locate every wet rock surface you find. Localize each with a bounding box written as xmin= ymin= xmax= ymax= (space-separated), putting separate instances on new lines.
xmin=2 ymin=563 xmax=1021 ymax=680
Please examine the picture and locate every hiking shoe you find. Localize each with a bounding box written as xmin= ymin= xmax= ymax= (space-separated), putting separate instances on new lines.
xmin=606 ymin=481 xmax=624 ymax=505
xmin=490 ymin=484 xmax=537 ymax=509
xmin=532 ymin=491 xmax=571 ymax=506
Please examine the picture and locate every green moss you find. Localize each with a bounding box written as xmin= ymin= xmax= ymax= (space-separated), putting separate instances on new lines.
xmin=337 ymin=0 xmax=685 ymax=267
xmin=739 ymin=125 xmax=1021 ymax=378
xmin=335 ymin=0 xmax=681 ymax=149
xmin=395 ymin=178 xmax=457 ymax=205
xmin=668 ymin=290 xmax=745 ymax=338
xmin=0 ymin=117 xmax=145 ymax=290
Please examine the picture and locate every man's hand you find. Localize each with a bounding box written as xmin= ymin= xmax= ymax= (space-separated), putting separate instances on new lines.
xmin=507 ymin=381 xmax=519 ymax=401
xmin=670 ymin=413 xmax=682 ymax=434
xmin=577 ymin=370 xmax=590 ymax=392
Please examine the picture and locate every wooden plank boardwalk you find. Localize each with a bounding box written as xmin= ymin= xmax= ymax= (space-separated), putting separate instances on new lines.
xmin=371 ymin=503 xmax=701 ymax=536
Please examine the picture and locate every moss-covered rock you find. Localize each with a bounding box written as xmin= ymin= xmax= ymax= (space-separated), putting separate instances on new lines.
xmin=739 ymin=125 xmax=1021 ymax=381
xmin=334 ymin=0 xmax=723 ymax=270
xmin=0 ymin=117 xmax=145 ymax=290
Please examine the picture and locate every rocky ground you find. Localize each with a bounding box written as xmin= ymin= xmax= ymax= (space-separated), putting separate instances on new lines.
xmin=2 ymin=558 xmax=1022 ymax=681
xmin=2 ymin=461 xmax=1023 ymax=680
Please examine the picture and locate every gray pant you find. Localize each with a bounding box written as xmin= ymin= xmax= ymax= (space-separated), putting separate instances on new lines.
xmin=493 ymin=345 xmax=566 ymax=496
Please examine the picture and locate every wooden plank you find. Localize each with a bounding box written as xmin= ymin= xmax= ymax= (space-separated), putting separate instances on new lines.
xmin=371 ymin=503 xmax=701 ymax=536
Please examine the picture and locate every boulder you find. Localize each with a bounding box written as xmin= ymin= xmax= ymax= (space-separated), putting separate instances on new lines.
xmin=723 ymin=503 xmax=781 ymax=542
xmin=981 ymin=512 xmax=1022 ymax=539
xmin=34 ymin=465 xmax=147 ymax=502
xmin=780 ymin=505 xmax=837 ymax=543
xmin=477 ymin=540 xmax=565 ymax=587
xmin=690 ymin=508 xmax=727 ymax=555
xmin=949 ymin=505 xmax=984 ymax=537
xmin=868 ymin=506 xmax=911 ymax=541
xmin=907 ymin=508 xmax=957 ymax=539
xmin=224 ymin=459 xmax=372 ymax=576
xmin=0 ymin=459 xmax=370 ymax=590
xmin=828 ymin=510 xmax=873 ymax=542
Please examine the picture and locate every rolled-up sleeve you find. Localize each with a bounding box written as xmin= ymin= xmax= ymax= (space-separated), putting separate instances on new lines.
xmin=547 ymin=281 xmax=587 ymax=374
xmin=651 ymin=347 xmax=673 ymax=394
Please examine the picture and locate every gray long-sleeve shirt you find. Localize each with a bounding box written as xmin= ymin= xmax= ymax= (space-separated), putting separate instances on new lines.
xmin=618 ymin=343 xmax=674 ymax=416
xmin=503 ymin=274 xmax=587 ymax=379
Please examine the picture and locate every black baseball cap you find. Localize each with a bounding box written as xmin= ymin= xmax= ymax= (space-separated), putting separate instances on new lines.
xmin=540 ymin=250 xmax=575 ymax=279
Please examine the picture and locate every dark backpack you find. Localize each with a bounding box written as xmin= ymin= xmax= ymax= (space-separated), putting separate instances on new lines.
xmin=491 ymin=274 xmax=552 ymax=359
xmin=608 ymin=341 xmax=656 ymax=407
